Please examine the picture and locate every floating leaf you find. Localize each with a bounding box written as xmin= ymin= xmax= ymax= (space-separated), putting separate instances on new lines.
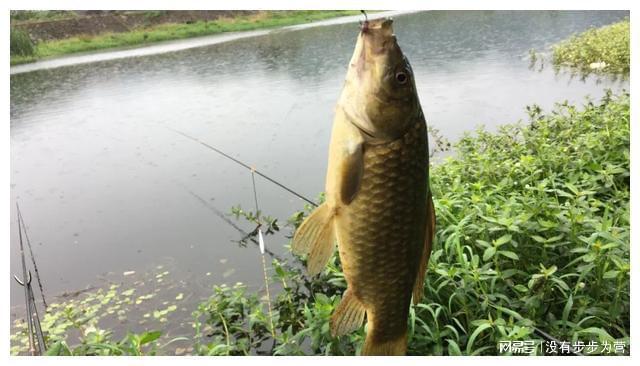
xmin=121 ymin=289 xmax=135 ymax=297
xmin=223 ymin=268 xmax=236 ymax=278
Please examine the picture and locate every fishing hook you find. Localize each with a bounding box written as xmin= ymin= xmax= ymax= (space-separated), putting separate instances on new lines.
xmin=360 ymin=10 xmax=368 ymax=22
xmin=360 ymin=10 xmax=369 ymax=31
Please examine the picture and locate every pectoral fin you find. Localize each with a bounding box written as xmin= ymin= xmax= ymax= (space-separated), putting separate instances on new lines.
xmin=412 ymin=191 xmax=436 ymax=304
xmin=291 ymin=203 xmax=336 ymax=276
xmin=338 ymin=141 xmax=364 ymax=205
xmin=330 ymin=290 xmax=366 ymax=336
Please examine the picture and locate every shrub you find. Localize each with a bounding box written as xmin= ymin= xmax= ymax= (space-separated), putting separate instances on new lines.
xmin=10 ymin=28 xmax=36 ymax=57
xmin=191 ymin=91 xmax=629 ymax=356
xmin=552 ymin=19 xmax=630 ymax=76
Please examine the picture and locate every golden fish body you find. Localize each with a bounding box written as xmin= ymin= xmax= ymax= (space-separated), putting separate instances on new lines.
xmin=293 ymin=18 xmax=435 ymax=356
xmin=333 ymin=112 xmax=429 ymax=353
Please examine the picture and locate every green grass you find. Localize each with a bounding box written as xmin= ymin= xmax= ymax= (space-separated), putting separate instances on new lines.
xmin=10 ymin=28 xmax=36 ymax=57
xmin=191 ymin=91 xmax=630 ymax=356
xmin=10 ymin=283 xmax=169 ymax=355
xmin=11 ymin=92 xmax=630 ymax=356
xmin=10 ymin=11 xmax=362 ymax=65
xmin=552 ymin=19 xmax=629 ymax=76
xmin=10 ymin=10 xmax=77 ymax=22
xmin=414 ymin=91 xmax=629 ymax=355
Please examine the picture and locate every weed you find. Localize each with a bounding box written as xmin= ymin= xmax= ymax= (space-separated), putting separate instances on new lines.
xmin=200 ymin=91 xmax=630 ymax=355
xmin=552 ymin=19 xmax=629 ymax=78
xmin=10 ymin=28 xmax=35 ymax=57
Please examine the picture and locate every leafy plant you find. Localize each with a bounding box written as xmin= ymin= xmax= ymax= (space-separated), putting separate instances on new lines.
xmin=417 ymin=90 xmax=629 ymax=354
xmin=10 ymin=28 xmax=35 ymax=57
xmin=190 ymin=91 xmax=629 ymax=356
xmin=10 ymin=281 xmax=175 ymax=356
xmin=552 ymin=18 xmax=629 ymax=77
xmin=192 ymin=283 xmax=272 ymax=355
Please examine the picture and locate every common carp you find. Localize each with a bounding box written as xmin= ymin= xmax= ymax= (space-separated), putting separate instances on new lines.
xmin=292 ymin=18 xmax=435 ymax=355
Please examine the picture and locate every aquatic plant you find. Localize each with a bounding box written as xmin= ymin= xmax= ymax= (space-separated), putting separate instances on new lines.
xmin=10 ymin=268 xmax=188 ymax=356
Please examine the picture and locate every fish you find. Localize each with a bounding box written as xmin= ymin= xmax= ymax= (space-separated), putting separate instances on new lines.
xmin=292 ymin=17 xmax=435 ymax=356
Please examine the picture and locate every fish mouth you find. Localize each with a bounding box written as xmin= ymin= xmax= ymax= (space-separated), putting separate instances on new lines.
xmin=360 ymin=17 xmax=394 ymax=34
xmin=354 ymin=17 xmax=396 ymax=71
xmin=359 ymin=17 xmax=395 ymax=49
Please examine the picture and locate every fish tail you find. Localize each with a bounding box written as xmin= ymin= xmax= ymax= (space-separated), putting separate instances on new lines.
xmin=361 ymin=317 xmax=408 ymax=356
xmin=361 ymin=328 xmax=408 ymax=356
xmin=291 ymin=203 xmax=336 ymax=276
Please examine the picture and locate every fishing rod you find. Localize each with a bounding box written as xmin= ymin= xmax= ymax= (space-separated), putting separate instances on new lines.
xmin=251 ymin=170 xmax=276 ymax=338
xmin=14 ymin=203 xmax=46 ymax=355
xmin=165 ymin=125 xmax=318 ymax=207
xmin=16 ymin=204 xmax=35 ymax=355
xmin=28 ymin=281 xmax=46 ymax=353
xmin=167 ymin=139 xmax=280 ymax=338
xmin=17 ymin=205 xmax=48 ymax=309
xmin=14 ymin=273 xmax=46 ymax=355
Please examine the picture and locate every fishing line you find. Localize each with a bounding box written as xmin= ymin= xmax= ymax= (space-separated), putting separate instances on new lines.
xmin=251 ymin=169 xmax=276 ymax=338
xmin=251 ymin=170 xmax=260 ymax=217
xmin=360 ymin=10 xmax=368 ymax=23
xmin=165 ymin=125 xmax=317 ymax=207
xmin=175 ymin=180 xmax=284 ymax=261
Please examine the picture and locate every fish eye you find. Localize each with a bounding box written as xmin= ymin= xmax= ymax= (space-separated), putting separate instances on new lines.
xmin=395 ymin=72 xmax=408 ymax=84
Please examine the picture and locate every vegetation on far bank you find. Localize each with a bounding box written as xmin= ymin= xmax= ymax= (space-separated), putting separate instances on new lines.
xmin=530 ymin=18 xmax=630 ymax=78
xmin=10 ymin=10 xmax=361 ymax=65
xmin=552 ymin=18 xmax=629 ymax=75
xmin=11 ymin=91 xmax=630 ymax=355
xmin=10 ymin=10 xmax=77 ymax=22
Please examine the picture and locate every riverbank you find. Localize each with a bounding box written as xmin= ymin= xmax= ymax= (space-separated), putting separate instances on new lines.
xmin=10 ymin=91 xmax=630 ymax=355
xmin=552 ymin=18 xmax=629 ymax=75
xmin=10 ymin=10 xmax=362 ymax=65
